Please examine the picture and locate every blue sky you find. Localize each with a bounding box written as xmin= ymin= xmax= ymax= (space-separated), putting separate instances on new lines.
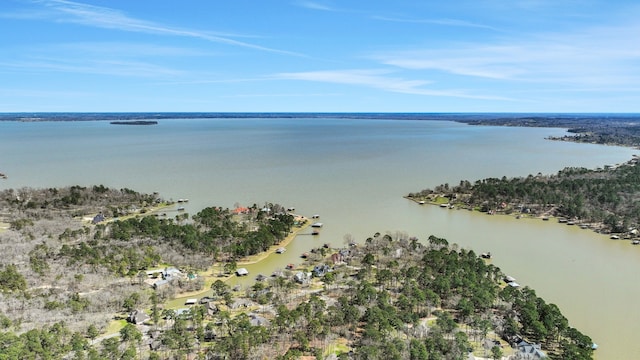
xmin=1 ymin=0 xmax=639 ymax=112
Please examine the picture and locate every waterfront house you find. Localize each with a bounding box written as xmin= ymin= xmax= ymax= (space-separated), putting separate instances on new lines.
xmin=313 ymin=264 xmax=331 ymax=277
xmin=233 ymin=206 xmax=250 ymax=214
xmin=515 ymin=339 xmax=547 ymax=359
xmin=294 ymin=271 xmax=312 ymax=284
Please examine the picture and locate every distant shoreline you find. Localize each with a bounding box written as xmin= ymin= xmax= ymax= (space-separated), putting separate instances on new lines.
xmin=109 ymin=120 xmax=158 ymax=125
xmin=6 ymin=112 xmax=640 ymax=148
xmin=3 ymin=112 xmax=639 ymax=122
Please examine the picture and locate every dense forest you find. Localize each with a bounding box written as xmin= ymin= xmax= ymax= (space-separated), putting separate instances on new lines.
xmin=0 ymin=186 xmax=593 ymax=359
xmin=0 ymin=186 xmax=294 ymax=334
xmin=408 ymin=156 xmax=640 ymax=236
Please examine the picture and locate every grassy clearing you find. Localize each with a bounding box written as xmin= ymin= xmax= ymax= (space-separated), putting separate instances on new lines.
xmin=104 ymin=319 xmax=127 ymax=335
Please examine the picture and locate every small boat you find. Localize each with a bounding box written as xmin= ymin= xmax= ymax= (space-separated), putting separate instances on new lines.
xmin=440 ymin=203 xmax=449 ymax=208
xmin=504 ymin=275 xmax=516 ymax=283
xmin=301 ymin=252 xmax=309 ymax=258
xmin=275 ymin=247 xmax=286 ymax=254
xmin=610 ymin=235 xmax=620 ymax=240
xmin=632 ymin=240 xmax=640 ymax=245
xmin=177 ymin=206 xmax=185 ymax=211
xmin=236 ymin=268 xmax=249 ymax=276
xmin=286 ymin=263 xmax=295 ymax=270
xmin=311 ymin=222 xmax=323 ymax=228
xmin=323 ymin=243 xmax=330 ymax=248
xmin=418 ymin=200 xmax=425 ymax=205
xmin=481 ymin=252 xmax=492 ymax=259
xmin=312 ymin=214 xmax=320 ymax=219
xmin=311 ymin=230 xmax=320 ymax=235
xmin=541 ymin=217 xmax=549 ymax=221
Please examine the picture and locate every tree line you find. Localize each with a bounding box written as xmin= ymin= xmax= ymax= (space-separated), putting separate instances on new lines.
xmin=408 ymin=157 xmax=640 ymax=234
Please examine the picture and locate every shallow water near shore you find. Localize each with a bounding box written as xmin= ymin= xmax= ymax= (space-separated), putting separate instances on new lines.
xmin=0 ymin=116 xmax=638 ymax=359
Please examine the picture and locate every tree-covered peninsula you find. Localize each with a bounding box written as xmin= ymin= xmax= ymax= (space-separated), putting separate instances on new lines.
xmin=408 ymin=156 xmax=640 ymax=237
xmin=0 ymin=186 xmax=592 ymax=359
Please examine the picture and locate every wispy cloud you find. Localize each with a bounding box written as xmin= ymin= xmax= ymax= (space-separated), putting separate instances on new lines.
xmin=294 ymin=1 xmax=338 ymax=12
xmin=223 ymin=92 xmax=342 ymax=98
xmin=374 ymin=20 xmax=640 ymax=87
xmin=42 ymin=42 xmax=215 ymax=57
xmin=377 ymin=46 xmax=527 ymax=80
xmin=0 ymin=57 xmax=183 ymax=78
xmin=274 ymin=69 xmax=428 ymax=90
xmin=30 ymin=0 xmax=305 ymax=56
xmin=0 ymin=8 xmax=49 ymax=20
xmin=0 ymin=40 xmax=216 ymax=79
xmin=272 ymin=69 xmax=510 ymax=100
xmin=372 ymin=15 xmax=499 ymax=31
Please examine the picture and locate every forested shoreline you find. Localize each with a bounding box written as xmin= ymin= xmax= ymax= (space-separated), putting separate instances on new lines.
xmin=408 ymin=156 xmax=640 ymax=238
xmin=0 ymin=186 xmax=593 ymax=359
xmin=453 ymin=115 xmax=640 ymax=148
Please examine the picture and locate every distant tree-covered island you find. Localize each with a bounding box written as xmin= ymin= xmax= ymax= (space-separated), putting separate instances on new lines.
xmin=110 ymin=120 xmax=158 ymax=125
xmin=408 ymin=156 xmax=640 ymax=238
xmin=0 ymin=186 xmax=593 ymax=359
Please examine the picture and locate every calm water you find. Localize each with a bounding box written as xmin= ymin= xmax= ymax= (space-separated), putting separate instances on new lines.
xmin=0 ymin=117 xmax=637 ymax=359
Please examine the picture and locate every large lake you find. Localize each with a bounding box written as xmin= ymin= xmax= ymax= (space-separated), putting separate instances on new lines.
xmin=0 ymin=117 xmax=637 ymax=359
